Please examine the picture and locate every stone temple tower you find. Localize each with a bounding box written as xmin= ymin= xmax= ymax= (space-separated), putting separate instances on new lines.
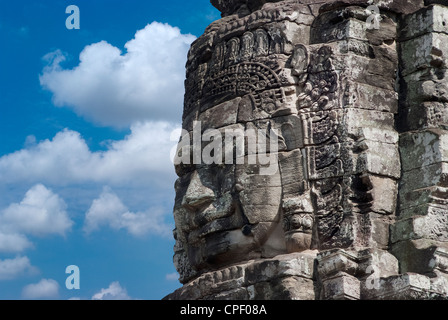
xmin=165 ymin=0 xmax=448 ymax=300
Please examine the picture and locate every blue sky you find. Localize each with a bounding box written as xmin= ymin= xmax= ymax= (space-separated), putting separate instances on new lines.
xmin=0 ymin=0 xmax=220 ymax=300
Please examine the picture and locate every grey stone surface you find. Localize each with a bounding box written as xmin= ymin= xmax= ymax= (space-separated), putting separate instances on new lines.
xmin=165 ymin=0 xmax=448 ymax=300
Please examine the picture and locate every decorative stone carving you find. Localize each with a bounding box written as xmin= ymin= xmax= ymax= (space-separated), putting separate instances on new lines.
xmin=165 ymin=0 xmax=448 ymax=300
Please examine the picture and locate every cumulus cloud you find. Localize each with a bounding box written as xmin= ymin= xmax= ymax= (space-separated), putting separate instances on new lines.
xmin=22 ymin=279 xmax=59 ymax=299
xmin=0 ymin=256 xmax=38 ymax=280
xmin=0 ymin=185 xmax=72 ymax=253
xmin=0 ymin=122 xmax=179 ymax=188
xmin=84 ymin=187 xmax=171 ymax=237
xmin=0 ymin=122 xmax=179 ymax=244
xmin=0 ymin=233 xmax=33 ymax=253
xmin=1 ymin=184 xmax=73 ymax=237
xmin=92 ymin=282 xmax=131 ymax=300
xmin=40 ymin=22 xmax=195 ymax=128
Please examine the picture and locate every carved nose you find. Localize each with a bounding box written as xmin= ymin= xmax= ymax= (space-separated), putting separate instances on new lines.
xmin=182 ymin=171 xmax=216 ymax=209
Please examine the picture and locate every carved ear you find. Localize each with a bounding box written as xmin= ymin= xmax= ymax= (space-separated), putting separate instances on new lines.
xmin=291 ymin=44 xmax=308 ymax=76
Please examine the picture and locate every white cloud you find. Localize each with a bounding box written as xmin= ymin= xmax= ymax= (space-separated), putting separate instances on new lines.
xmin=92 ymin=282 xmax=131 ymax=300
xmin=0 ymin=232 xmax=33 ymax=253
xmin=0 ymin=122 xmax=179 ymax=244
xmin=40 ymin=22 xmax=195 ymax=128
xmin=165 ymin=272 xmax=179 ymax=281
xmin=0 ymin=256 xmax=38 ymax=281
xmin=84 ymin=187 xmax=171 ymax=237
xmin=22 ymin=279 xmax=59 ymax=299
xmin=0 ymin=122 xmax=179 ymax=188
xmin=1 ymin=184 xmax=73 ymax=237
xmin=0 ymin=185 xmax=72 ymax=253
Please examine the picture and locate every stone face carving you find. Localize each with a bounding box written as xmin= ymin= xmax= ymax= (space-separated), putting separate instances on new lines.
xmin=165 ymin=0 xmax=448 ymax=300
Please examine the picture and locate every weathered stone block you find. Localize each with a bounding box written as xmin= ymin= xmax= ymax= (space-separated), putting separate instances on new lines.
xmin=251 ymin=276 xmax=315 ymax=300
xmin=332 ymin=48 xmax=398 ymax=90
xmin=400 ymin=32 xmax=448 ymax=76
xmin=321 ymin=273 xmax=360 ymax=300
xmin=391 ymin=205 xmax=448 ymax=243
xmin=341 ymin=81 xmax=398 ymax=113
xmin=400 ymin=162 xmax=448 ymax=193
xmin=319 ymin=0 xmax=425 ymax=15
xmin=403 ymin=73 xmax=448 ymax=106
xmin=311 ymin=7 xmax=396 ymax=46
xmin=312 ymin=16 xmax=371 ymax=44
xmin=369 ymin=216 xmax=392 ymax=248
xmin=245 ymin=253 xmax=316 ymax=284
xmin=391 ymin=239 xmax=448 ymax=274
xmin=265 ymin=21 xmax=312 ymax=54
xmin=334 ymin=38 xmax=373 ymax=57
xmin=355 ymin=127 xmax=399 ymax=149
xmin=398 ymin=186 xmax=448 ymax=214
xmin=357 ymin=249 xmax=400 ymax=278
xmin=430 ymin=270 xmax=448 ymax=296
xmin=402 ymin=101 xmax=448 ymax=131
xmin=343 ymin=108 xmax=396 ymax=138
xmin=364 ymin=273 xmax=432 ymax=300
xmin=317 ymin=249 xmax=359 ymax=277
xmin=361 ymin=175 xmax=398 ymax=215
xmin=356 ymin=140 xmax=401 ymax=179
xmin=400 ymin=130 xmax=448 ymax=171
xmin=399 ymin=4 xmax=448 ymax=41
xmin=278 ymin=149 xmax=307 ymax=196
xmin=198 ymin=98 xmax=240 ymax=130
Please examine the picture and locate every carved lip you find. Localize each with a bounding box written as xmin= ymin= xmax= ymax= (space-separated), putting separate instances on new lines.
xmin=187 ymin=205 xmax=239 ymax=244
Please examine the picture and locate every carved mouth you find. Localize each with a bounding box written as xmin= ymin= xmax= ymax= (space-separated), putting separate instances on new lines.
xmin=187 ymin=216 xmax=238 ymax=244
xmin=186 ymin=202 xmax=243 ymax=244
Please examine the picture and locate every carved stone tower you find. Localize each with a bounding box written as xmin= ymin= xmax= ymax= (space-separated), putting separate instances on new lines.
xmin=165 ymin=0 xmax=448 ymax=300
